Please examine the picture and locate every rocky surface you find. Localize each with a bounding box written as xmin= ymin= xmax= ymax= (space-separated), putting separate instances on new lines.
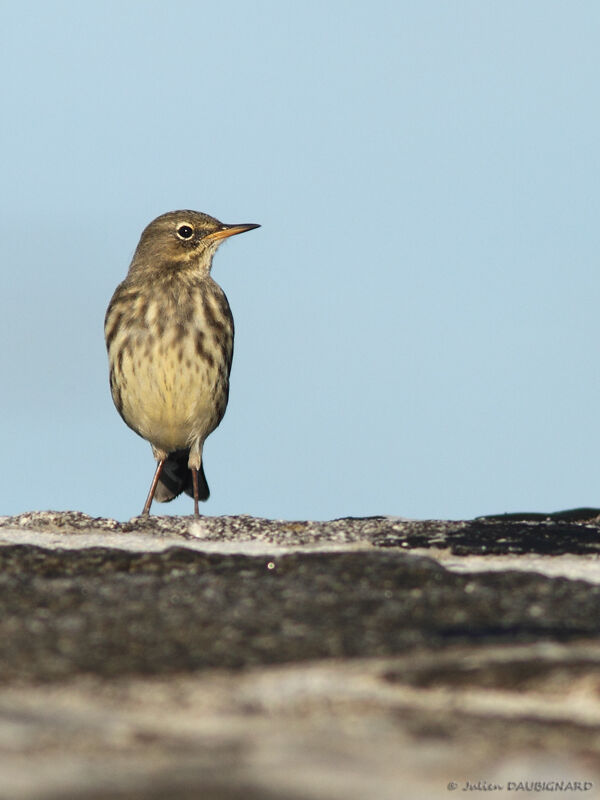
xmin=1 ymin=510 xmax=600 ymax=799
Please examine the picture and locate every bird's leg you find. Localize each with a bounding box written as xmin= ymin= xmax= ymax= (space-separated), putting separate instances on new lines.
xmin=188 ymin=442 xmax=203 ymax=517
xmin=142 ymin=458 xmax=166 ymax=515
xmin=191 ymin=468 xmax=200 ymax=517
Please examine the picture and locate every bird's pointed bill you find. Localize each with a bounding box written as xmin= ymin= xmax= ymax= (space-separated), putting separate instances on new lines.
xmin=206 ymin=223 xmax=261 ymax=242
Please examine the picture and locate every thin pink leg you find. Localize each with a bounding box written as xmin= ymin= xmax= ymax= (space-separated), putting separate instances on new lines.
xmin=191 ymin=468 xmax=200 ymax=517
xmin=142 ymin=458 xmax=166 ymax=515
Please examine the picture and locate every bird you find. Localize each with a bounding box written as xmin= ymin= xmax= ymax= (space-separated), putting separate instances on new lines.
xmin=104 ymin=210 xmax=260 ymax=516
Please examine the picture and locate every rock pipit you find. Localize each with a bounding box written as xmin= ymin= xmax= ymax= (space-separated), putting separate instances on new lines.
xmin=105 ymin=210 xmax=259 ymax=516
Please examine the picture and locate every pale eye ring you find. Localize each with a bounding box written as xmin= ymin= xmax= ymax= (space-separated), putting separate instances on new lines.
xmin=176 ymin=224 xmax=194 ymax=240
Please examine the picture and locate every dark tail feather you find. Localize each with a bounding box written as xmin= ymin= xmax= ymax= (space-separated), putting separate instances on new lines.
xmin=153 ymin=449 xmax=210 ymax=503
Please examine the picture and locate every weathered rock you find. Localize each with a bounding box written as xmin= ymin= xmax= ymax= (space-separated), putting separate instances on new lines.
xmin=0 ymin=510 xmax=599 ymax=799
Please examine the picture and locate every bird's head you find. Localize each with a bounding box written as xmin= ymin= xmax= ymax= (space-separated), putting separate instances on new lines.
xmin=129 ymin=210 xmax=259 ymax=276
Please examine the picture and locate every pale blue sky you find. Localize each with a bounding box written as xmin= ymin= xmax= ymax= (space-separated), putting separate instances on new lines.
xmin=2 ymin=1 xmax=599 ymax=521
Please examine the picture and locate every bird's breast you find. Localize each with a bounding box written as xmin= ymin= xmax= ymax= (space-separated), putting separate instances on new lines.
xmin=106 ymin=279 xmax=234 ymax=454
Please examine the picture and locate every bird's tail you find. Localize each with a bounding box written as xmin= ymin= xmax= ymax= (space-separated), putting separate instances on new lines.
xmin=153 ymin=449 xmax=210 ymax=503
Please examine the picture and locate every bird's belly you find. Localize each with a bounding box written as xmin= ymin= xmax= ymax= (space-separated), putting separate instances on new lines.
xmin=117 ymin=344 xmax=227 ymax=454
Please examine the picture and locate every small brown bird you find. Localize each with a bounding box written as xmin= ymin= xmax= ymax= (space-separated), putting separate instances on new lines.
xmin=104 ymin=210 xmax=259 ymax=516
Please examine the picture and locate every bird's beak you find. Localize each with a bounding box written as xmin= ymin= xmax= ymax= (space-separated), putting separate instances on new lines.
xmin=206 ymin=223 xmax=261 ymax=242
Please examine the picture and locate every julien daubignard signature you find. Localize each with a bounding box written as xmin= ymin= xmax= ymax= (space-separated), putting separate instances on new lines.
xmin=447 ymin=780 xmax=593 ymax=792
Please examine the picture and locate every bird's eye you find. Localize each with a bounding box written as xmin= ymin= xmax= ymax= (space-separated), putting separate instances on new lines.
xmin=176 ymin=225 xmax=194 ymax=240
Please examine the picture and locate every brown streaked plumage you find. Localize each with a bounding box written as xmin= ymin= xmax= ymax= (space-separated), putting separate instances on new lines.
xmin=104 ymin=210 xmax=260 ymax=515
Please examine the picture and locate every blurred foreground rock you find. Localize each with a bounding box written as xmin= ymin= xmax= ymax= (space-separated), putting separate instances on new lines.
xmin=1 ymin=509 xmax=600 ymax=799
